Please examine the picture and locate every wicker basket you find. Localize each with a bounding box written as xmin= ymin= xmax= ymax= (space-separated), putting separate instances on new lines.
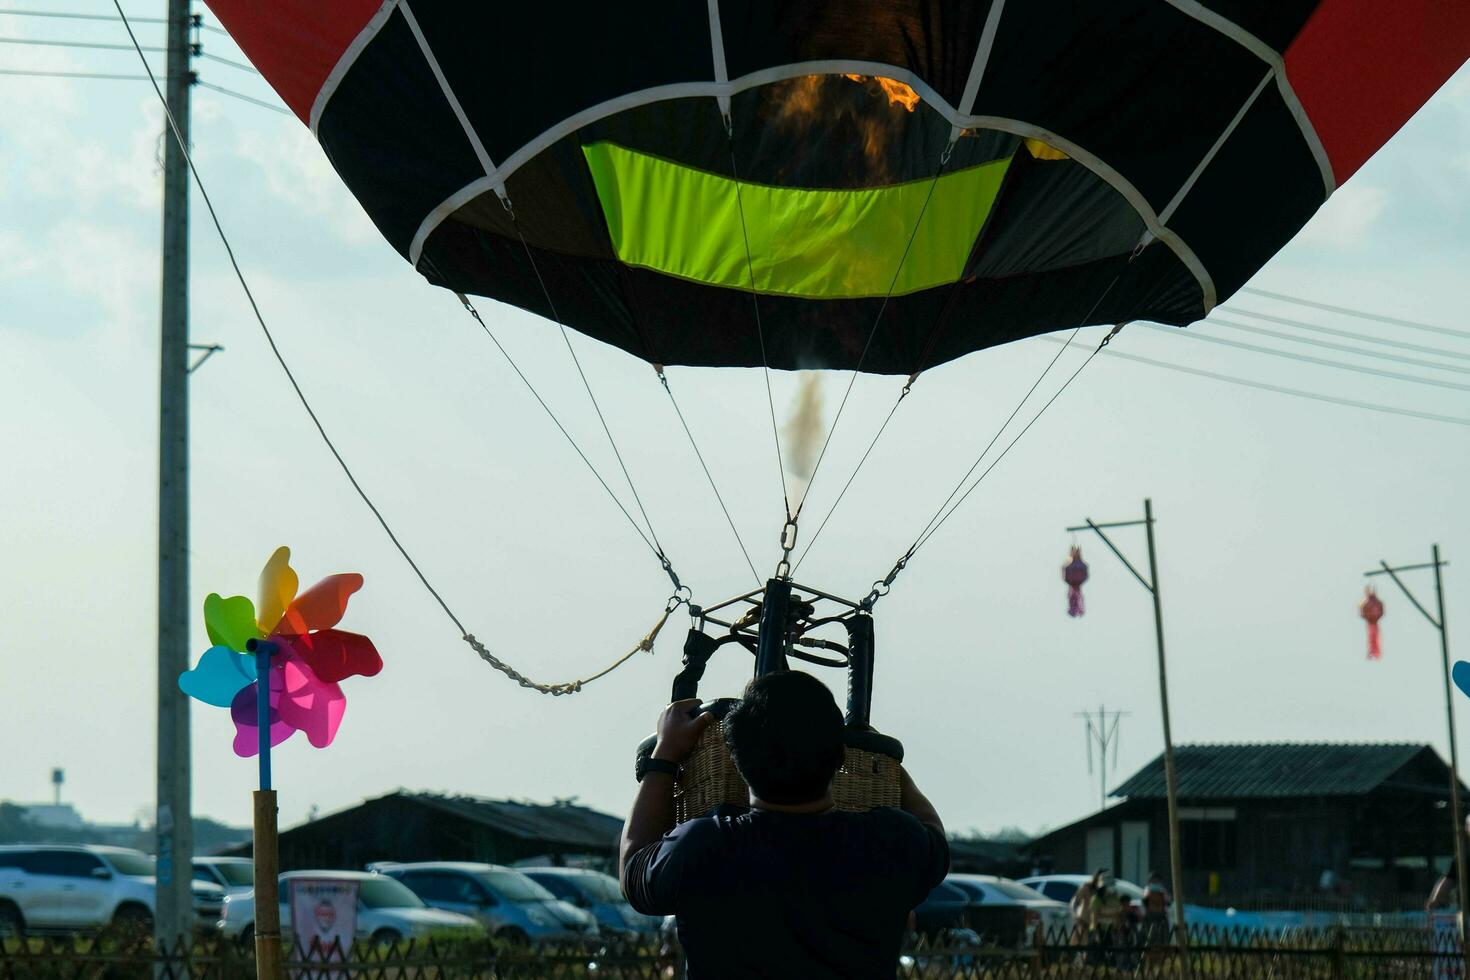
xmin=672 ymin=717 xmax=749 ymax=824
xmin=669 ymin=718 xmax=904 ymax=822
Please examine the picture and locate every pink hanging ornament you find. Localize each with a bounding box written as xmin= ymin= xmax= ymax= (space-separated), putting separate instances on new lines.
xmin=1360 ymin=586 xmax=1385 ymax=660
xmin=1063 ymin=546 xmax=1089 ymax=618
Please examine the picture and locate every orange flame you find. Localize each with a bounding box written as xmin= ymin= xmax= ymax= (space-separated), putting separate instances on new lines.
xmin=843 ymin=74 xmax=920 ymax=112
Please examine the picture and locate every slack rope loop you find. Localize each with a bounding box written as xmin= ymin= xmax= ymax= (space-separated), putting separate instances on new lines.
xmin=462 ymin=604 xmax=672 ymax=696
xmin=112 ymin=2 xmax=673 ymax=696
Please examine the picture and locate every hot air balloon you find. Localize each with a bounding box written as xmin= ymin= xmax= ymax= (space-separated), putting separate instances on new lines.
xmin=200 ymin=2 xmax=1470 ymax=815
xmin=204 ymin=2 xmax=1470 ymax=374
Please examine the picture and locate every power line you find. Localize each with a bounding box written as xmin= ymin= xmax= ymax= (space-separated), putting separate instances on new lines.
xmin=1145 ymin=323 xmax=1470 ymax=394
xmin=0 ymin=35 xmax=169 ymax=51
xmin=1222 ymin=304 xmax=1470 ymax=363
xmin=1241 ymin=287 xmax=1470 ymax=341
xmin=0 ymin=8 xmax=229 ymax=34
xmin=196 ymin=80 xmax=288 ymax=114
xmin=0 ymin=67 xmax=149 ymax=80
xmin=1041 ymin=335 xmax=1470 ymax=427
xmin=1207 ymin=316 xmax=1470 ymax=376
xmin=199 ymin=50 xmax=257 ymax=74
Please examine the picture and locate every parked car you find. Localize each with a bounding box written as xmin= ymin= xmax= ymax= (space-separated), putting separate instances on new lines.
xmin=945 ymin=874 xmax=1070 ymax=945
xmin=912 ymin=881 xmax=970 ymax=935
xmin=373 ymin=862 xmax=597 ymax=944
xmin=217 ymin=870 xmax=482 ymax=946
xmin=0 ymin=844 xmax=226 ymax=936
xmin=192 ymin=857 xmax=255 ymax=895
xmin=1018 ymin=874 xmax=1168 ymax=924
xmin=521 ymin=868 xmax=660 ymax=938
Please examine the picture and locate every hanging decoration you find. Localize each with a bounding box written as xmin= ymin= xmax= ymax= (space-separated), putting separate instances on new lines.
xmin=1359 ymin=586 xmax=1385 ymax=660
xmin=1451 ymin=661 xmax=1470 ymax=701
xmin=178 ymin=546 xmax=382 ymax=757
xmin=1063 ymin=546 xmax=1090 ymax=618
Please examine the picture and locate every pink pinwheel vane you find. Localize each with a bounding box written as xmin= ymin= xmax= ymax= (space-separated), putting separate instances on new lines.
xmin=179 ymin=547 xmax=382 ymax=760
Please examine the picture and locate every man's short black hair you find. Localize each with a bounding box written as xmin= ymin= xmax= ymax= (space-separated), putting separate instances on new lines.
xmin=724 ymin=670 xmax=845 ymax=805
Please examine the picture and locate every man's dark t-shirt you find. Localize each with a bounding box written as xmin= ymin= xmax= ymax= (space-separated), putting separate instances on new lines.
xmin=624 ymin=807 xmax=949 ymax=978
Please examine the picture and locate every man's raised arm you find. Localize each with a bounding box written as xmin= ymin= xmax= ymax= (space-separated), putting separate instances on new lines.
xmin=619 ymin=699 xmax=712 ymax=891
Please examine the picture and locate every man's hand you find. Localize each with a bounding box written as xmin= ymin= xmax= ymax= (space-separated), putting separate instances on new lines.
xmin=621 ymin=699 xmax=713 ymax=894
xmin=652 ymin=699 xmax=714 ymax=763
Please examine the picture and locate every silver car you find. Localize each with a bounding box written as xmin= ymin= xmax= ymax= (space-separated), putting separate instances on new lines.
xmin=217 ymin=870 xmax=482 ymax=946
xmin=374 ymin=862 xmax=596 ymax=944
xmin=0 ymin=845 xmax=225 ymax=935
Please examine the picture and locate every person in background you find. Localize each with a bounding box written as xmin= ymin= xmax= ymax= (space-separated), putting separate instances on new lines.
xmin=1427 ymin=864 xmax=1458 ymax=912
xmin=1087 ymin=873 xmax=1125 ymax=966
xmin=1142 ymin=870 xmax=1172 ymax=945
xmin=1069 ymin=870 xmax=1102 ymax=941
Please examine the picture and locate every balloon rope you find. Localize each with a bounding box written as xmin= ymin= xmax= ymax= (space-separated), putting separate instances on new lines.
xmin=725 ymin=125 xmax=793 ymax=524
xmin=911 ymin=323 xmax=1122 ymax=556
xmin=861 ymin=252 xmax=1142 ymax=609
xmin=451 ymin=292 xmax=662 ymax=562
xmin=113 ymin=1 xmax=672 ymax=694
xmin=503 ymin=209 xmax=673 ymax=567
xmin=462 ymin=605 xmax=672 ymax=696
xmin=658 ymin=370 xmax=764 ymax=585
xmin=792 ymin=145 xmax=952 ymax=524
xmin=791 ymin=384 xmax=910 ymax=574
xmin=109 ymin=0 xmax=468 ymax=635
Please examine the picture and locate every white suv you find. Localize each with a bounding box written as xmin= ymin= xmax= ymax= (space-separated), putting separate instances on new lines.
xmin=0 ymin=845 xmax=226 ymax=936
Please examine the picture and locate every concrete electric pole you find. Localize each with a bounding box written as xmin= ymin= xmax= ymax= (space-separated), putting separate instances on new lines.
xmin=155 ymin=0 xmax=196 ymax=950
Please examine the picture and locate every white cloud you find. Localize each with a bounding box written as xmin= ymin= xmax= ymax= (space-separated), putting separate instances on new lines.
xmin=1297 ymin=183 xmax=1388 ymax=249
xmin=231 ymin=123 xmax=381 ymax=246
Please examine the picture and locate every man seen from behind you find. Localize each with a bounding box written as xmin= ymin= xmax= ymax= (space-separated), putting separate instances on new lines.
xmin=620 ymin=671 xmax=949 ymax=978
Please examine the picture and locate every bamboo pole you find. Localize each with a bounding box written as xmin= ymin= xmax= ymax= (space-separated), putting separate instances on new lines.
xmin=253 ymin=790 xmax=283 ymax=980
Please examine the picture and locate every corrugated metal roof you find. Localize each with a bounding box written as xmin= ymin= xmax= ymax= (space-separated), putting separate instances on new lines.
xmin=402 ymin=793 xmax=622 ymax=850
xmin=1110 ymin=742 xmax=1435 ymax=800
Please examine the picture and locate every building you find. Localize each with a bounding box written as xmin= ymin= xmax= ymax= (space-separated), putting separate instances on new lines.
xmin=1029 ymin=743 xmax=1467 ymax=908
xmin=226 ymin=792 xmax=624 ymax=870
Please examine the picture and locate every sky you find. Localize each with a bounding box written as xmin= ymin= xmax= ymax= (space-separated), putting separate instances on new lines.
xmin=3 ymin=9 xmax=1470 ymax=844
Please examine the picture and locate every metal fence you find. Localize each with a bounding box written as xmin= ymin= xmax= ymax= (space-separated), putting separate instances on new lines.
xmin=1 ymin=926 xmax=1464 ymax=980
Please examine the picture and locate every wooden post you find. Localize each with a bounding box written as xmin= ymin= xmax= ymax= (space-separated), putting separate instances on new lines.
xmin=1429 ymin=546 xmax=1470 ymax=980
xmin=254 ymin=790 xmax=283 ymax=980
xmin=1143 ymin=499 xmax=1188 ymax=955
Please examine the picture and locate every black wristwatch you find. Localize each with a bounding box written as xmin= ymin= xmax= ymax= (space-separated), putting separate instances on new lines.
xmin=636 ymin=756 xmax=680 ymax=783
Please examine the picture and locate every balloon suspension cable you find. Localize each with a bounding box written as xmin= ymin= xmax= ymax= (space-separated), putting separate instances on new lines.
xmin=793 ymin=138 xmax=953 ymax=524
xmin=863 ymin=245 xmax=1144 ymax=609
xmin=502 ymin=199 xmax=672 ymax=561
xmin=657 ymin=366 xmax=763 ymax=585
xmin=793 ymin=381 xmax=911 ymax=575
xmin=112 ymin=1 xmax=675 ymax=694
xmin=453 ymin=290 xmax=681 ymax=593
xmin=867 ymin=322 xmax=1127 ymax=610
xmin=725 ymin=112 xmax=792 ymax=523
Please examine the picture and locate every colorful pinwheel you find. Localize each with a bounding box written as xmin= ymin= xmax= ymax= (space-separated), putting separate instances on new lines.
xmin=179 ymin=547 xmax=382 ymax=758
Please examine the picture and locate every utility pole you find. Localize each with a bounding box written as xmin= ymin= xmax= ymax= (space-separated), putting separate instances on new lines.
xmin=1365 ymin=546 xmax=1467 ymax=978
xmin=1077 ymin=705 xmax=1128 ymax=812
xmin=156 ymin=0 xmax=196 ymax=951
xmin=1066 ymin=499 xmax=1189 ymax=961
